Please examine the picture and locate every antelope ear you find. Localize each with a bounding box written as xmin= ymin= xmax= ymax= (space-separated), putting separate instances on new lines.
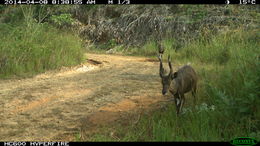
xmin=174 ymin=72 xmax=178 ymax=78
xmin=171 ymin=72 xmax=178 ymax=79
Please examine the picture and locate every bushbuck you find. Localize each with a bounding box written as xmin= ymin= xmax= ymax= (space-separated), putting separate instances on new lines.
xmin=158 ymin=55 xmax=198 ymax=115
xmin=156 ymin=41 xmax=164 ymax=58
xmin=156 ymin=42 xmax=164 ymax=56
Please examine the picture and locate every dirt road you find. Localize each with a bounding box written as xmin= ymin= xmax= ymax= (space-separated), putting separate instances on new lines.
xmin=0 ymin=53 xmax=170 ymax=141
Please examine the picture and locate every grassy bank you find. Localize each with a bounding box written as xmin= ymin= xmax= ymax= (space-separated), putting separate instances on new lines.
xmin=0 ymin=21 xmax=84 ymax=78
xmin=86 ymin=28 xmax=260 ymax=141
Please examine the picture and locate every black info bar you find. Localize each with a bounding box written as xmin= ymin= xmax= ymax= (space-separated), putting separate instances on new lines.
xmin=3 ymin=142 xmax=69 ymax=146
xmin=1 ymin=0 xmax=258 ymax=4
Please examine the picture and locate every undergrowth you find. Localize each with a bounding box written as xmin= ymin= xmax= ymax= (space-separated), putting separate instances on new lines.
xmin=87 ymin=28 xmax=260 ymax=141
xmin=0 ymin=6 xmax=84 ymax=78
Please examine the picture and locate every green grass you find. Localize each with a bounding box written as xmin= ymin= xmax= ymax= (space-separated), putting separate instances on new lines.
xmin=129 ymin=41 xmax=159 ymax=56
xmin=85 ymin=28 xmax=260 ymax=141
xmin=0 ymin=22 xmax=84 ymax=78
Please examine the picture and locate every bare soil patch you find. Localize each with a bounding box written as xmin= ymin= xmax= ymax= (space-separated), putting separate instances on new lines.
xmin=0 ymin=53 xmax=168 ymax=141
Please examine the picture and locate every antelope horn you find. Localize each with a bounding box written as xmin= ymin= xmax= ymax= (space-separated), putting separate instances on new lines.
xmin=168 ymin=55 xmax=173 ymax=75
xmin=158 ymin=54 xmax=164 ymax=77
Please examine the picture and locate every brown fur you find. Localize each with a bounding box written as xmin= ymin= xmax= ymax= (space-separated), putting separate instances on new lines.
xmin=158 ymin=55 xmax=198 ymax=115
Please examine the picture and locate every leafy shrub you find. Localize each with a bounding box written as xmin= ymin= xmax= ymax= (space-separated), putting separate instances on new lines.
xmin=50 ymin=13 xmax=75 ymax=28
